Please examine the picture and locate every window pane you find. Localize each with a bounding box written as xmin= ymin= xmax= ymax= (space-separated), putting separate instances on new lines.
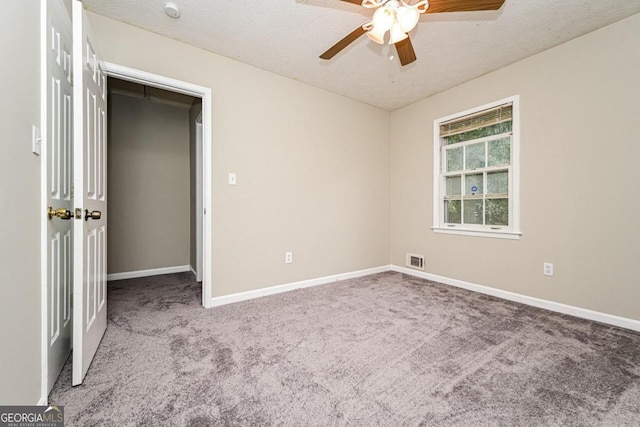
xmin=487 ymin=171 xmax=508 ymax=195
xmin=463 ymin=200 xmax=483 ymax=224
xmin=446 ymin=147 xmax=463 ymax=172
xmin=465 ymin=174 xmax=483 ymax=196
xmin=465 ymin=143 xmax=485 ymax=170
xmin=446 ymin=176 xmax=461 ymax=196
xmin=445 ymin=200 xmax=461 ymax=224
xmin=488 ymin=138 xmax=511 ymax=167
xmin=486 ymin=199 xmax=509 ymax=225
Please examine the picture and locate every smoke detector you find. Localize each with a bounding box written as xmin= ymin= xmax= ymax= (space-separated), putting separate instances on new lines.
xmin=164 ymin=2 xmax=181 ymax=18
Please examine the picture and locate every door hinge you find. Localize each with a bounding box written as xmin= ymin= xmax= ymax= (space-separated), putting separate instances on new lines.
xmin=75 ymin=208 xmax=82 ymax=219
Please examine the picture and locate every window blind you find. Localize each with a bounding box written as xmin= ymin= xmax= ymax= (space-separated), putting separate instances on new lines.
xmin=440 ymin=104 xmax=513 ymax=138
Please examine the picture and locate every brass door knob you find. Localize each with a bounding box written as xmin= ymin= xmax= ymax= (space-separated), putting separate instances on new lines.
xmin=84 ymin=209 xmax=102 ymax=221
xmin=48 ymin=207 xmax=72 ymax=220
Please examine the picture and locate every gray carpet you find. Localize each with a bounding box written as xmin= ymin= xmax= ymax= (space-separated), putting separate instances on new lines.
xmin=49 ymin=272 xmax=640 ymax=426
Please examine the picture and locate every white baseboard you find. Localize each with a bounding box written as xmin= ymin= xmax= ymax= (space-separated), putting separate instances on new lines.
xmin=189 ymin=265 xmax=197 ymax=277
xmin=107 ymin=265 xmax=191 ymax=281
xmin=391 ymin=265 xmax=640 ymax=333
xmin=210 ymin=265 xmax=391 ymax=307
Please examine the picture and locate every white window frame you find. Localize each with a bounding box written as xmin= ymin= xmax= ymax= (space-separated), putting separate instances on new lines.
xmin=432 ymin=95 xmax=521 ymax=239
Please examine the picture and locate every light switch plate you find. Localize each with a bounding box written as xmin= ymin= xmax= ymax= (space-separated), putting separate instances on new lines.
xmin=228 ymin=173 xmax=236 ymax=185
xmin=32 ymin=125 xmax=41 ymax=155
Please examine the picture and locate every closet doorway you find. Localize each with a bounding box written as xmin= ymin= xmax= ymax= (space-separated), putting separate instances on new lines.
xmin=104 ymin=64 xmax=212 ymax=307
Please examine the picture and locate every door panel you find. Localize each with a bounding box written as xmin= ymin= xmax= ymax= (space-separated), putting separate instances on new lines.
xmin=46 ymin=0 xmax=73 ymax=393
xmin=72 ymin=0 xmax=108 ymax=386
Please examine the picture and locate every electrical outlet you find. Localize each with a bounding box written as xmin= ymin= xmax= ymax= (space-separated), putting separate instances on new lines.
xmin=285 ymin=252 xmax=293 ymax=264
xmin=543 ymin=262 xmax=554 ymax=277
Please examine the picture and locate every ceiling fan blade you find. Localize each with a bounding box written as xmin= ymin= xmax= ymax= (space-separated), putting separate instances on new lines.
xmin=340 ymin=0 xmax=363 ymax=4
xmin=320 ymin=25 xmax=368 ymax=60
xmin=395 ymin=37 xmax=417 ymax=66
xmin=425 ymin=0 xmax=505 ymax=13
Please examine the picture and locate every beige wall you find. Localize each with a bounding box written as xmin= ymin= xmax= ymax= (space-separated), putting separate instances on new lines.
xmin=107 ymin=93 xmax=191 ymax=274
xmin=0 ymin=0 xmax=42 ymax=404
xmin=390 ymin=13 xmax=640 ymax=321
xmin=87 ymin=12 xmax=391 ymax=296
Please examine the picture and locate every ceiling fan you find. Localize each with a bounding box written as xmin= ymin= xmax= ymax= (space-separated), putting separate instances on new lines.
xmin=320 ymin=0 xmax=506 ymax=66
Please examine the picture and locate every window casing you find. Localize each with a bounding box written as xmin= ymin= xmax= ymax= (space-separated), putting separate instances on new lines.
xmin=433 ymin=96 xmax=520 ymax=239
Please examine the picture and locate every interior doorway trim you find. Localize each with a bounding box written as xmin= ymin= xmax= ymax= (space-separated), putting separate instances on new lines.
xmin=195 ymin=112 xmax=203 ymax=282
xmin=104 ymin=62 xmax=213 ymax=309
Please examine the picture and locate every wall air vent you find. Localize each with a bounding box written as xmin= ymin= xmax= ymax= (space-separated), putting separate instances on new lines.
xmin=406 ymin=253 xmax=425 ymax=270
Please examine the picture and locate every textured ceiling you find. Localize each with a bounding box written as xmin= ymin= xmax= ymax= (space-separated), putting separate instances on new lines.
xmin=82 ymin=0 xmax=640 ymax=111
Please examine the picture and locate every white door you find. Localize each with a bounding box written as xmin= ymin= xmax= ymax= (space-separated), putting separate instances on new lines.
xmin=45 ymin=0 xmax=74 ymax=393
xmin=72 ymin=0 xmax=108 ymax=386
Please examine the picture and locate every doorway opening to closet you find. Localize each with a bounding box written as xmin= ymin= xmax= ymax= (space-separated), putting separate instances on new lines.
xmin=106 ymin=76 xmax=204 ymax=294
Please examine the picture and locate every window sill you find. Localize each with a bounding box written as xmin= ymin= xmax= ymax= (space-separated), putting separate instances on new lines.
xmin=432 ymin=227 xmax=522 ymax=240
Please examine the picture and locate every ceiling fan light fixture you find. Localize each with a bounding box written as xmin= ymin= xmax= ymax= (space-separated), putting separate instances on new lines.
xmin=396 ymin=6 xmax=420 ymax=32
xmin=371 ymin=6 xmax=394 ymax=31
xmin=368 ymin=6 xmax=394 ymax=44
xmin=366 ymin=25 xmax=387 ymax=44
xmin=388 ymin=23 xmax=408 ymax=44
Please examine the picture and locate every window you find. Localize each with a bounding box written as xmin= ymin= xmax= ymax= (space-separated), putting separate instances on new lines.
xmin=433 ymin=96 xmax=520 ymax=239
